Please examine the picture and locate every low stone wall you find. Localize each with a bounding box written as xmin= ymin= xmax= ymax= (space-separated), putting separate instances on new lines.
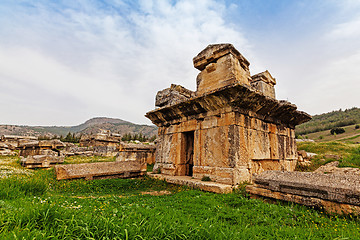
xmin=246 ymin=171 xmax=360 ymax=215
xmin=55 ymin=161 xmax=146 ymax=180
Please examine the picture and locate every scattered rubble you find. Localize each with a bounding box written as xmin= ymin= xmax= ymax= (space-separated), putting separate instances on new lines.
xmin=315 ymin=161 xmax=360 ymax=175
xmin=297 ymin=150 xmax=317 ymax=167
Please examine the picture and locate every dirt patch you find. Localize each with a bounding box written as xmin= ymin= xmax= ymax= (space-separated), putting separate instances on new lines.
xmin=141 ymin=190 xmax=172 ymax=196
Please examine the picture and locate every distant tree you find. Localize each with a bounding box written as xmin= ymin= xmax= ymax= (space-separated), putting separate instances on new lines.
xmin=61 ymin=132 xmax=80 ymax=143
xmin=121 ymin=133 xmax=152 ymax=142
xmin=330 ymin=127 xmax=345 ymax=135
xmin=149 ymin=135 xmax=157 ymax=142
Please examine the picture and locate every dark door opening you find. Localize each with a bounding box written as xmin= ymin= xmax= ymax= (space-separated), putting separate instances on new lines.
xmin=183 ymin=131 xmax=194 ymax=176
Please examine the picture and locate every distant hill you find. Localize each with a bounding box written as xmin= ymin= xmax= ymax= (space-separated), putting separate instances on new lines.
xmin=296 ymin=107 xmax=360 ymax=136
xmin=0 ymin=117 xmax=157 ymax=138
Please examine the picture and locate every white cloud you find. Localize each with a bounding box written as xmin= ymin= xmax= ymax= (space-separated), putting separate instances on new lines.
xmin=0 ymin=0 xmax=250 ymax=125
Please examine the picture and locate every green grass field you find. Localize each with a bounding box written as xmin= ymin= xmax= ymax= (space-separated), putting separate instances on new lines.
xmin=0 ymin=156 xmax=360 ymax=239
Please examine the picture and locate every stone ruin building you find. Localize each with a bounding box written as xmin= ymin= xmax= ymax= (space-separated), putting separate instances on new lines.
xmin=0 ymin=135 xmax=37 ymax=155
xmin=19 ymin=139 xmax=65 ymax=168
xmin=117 ymin=143 xmax=156 ymax=165
xmin=146 ymin=43 xmax=311 ymax=185
xmin=79 ymin=129 xmax=121 ymax=147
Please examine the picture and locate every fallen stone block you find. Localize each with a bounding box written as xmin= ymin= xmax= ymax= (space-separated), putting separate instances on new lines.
xmin=246 ymin=170 xmax=360 ymax=215
xmin=55 ymin=161 xmax=147 ymax=180
xmin=21 ymin=155 xmax=64 ymax=169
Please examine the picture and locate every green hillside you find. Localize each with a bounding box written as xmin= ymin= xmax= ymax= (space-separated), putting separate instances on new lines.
xmin=0 ymin=117 xmax=158 ymax=138
xmin=296 ymin=107 xmax=360 ymax=136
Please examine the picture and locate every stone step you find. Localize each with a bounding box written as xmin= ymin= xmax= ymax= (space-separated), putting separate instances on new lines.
xmin=148 ymin=173 xmax=233 ymax=193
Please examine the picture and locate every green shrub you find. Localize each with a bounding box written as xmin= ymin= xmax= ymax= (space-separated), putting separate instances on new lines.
xmin=330 ymin=127 xmax=345 ymax=135
xmin=201 ymin=175 xmax=211 ymax=181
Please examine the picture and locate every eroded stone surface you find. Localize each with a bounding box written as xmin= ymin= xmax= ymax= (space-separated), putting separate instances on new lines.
xmin=193 ymin=44 xmax=251 ymax=95
xmin=80 ymin=130 xmax=121 ymax=147
xmin=117 ymin=143 xmax=156 ymax=164
xmin=55 ymin=161 xmax=146 ymax=180
xmin=155 ymin=84 xmax=195 ymax=108
xmin=19 ymin=139 xmax=65 ymax=168
xmin=250 ymin=70 xmax=276 ymax=99
xmin=247 ymin=170 xmax=360 ymax=214
xmin=21 ymin=155 xmax=64 ymax=168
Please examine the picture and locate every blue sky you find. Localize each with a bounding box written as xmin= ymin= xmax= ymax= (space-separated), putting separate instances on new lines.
xmin=0 ymin=0 xmax=359 ymax=125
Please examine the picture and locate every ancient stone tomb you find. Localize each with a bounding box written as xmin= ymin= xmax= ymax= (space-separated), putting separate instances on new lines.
xmin=146 ymin=44 xmax=311 ymax=185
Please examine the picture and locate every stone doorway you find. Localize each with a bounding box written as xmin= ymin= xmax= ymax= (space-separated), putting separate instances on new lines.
xmin=183 ymin=131 xmax=194 ymax=176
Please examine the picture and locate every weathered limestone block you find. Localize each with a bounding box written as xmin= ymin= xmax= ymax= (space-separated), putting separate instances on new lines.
xmin=251 ymin=70 xmax=276 ymax=98
xmin=55 ymin=161 xmax=146 ymax=180
xmin=193 ymin=44 xmax=251 ymax=95
xmin=247 ymin=170 xmax=360 ymax=214
xmin=0 ymin=142 xmax=17 ymax=156
xmin=21 ymin=155 xmax=64 ymax=169
xmin=116 ymin=143 xmax=155 ymax=164
xmin=192 ymin=166 xmax=234 ymax=184
xmin=19 ymin=140 xmax=65 ymax=157
xmin=79 ymin=130 xmax=121 ymax=147
xmin=155 ymin=84 xmax=195 ymax=107
xmin=1 ymin=135 xmax=37 ymax=149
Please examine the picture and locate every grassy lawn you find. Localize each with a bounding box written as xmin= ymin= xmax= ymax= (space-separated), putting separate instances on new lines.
xmin=0 ymin=156 xmax=360 ymax=239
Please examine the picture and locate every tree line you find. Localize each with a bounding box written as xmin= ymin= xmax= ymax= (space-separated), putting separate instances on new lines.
xmin=121 ymin=133 xmax=156 ymax=142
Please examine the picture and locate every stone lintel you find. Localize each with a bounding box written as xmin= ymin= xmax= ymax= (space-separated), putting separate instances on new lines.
xmin=193 ymin=43 xmax=250 ymax=71
xmin=145 ymin=83 xmax=311 ymax=128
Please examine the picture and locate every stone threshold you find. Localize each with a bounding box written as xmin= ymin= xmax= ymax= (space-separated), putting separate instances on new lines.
xmin=147 ymin=173 xmax=233 ymax=193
